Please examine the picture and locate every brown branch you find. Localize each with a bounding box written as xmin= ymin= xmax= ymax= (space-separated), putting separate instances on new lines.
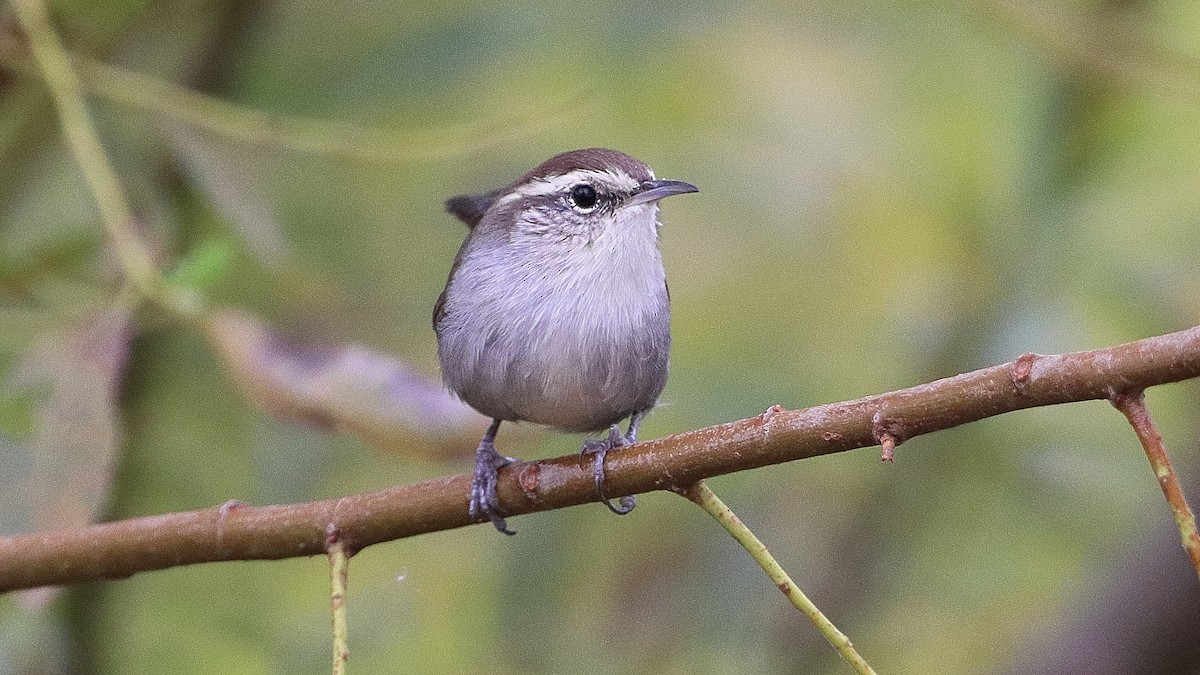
xmin=1110 ymin=391 xmax=1200 ymax=580
xmin=2 ymin=326 xmax=1200 ymax=592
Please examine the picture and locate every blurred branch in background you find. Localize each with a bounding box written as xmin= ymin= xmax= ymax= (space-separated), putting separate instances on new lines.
xmin=8 ymin=0 xmax=170 ymax=308
xmin=0 ymin=27 xmax=581 ymax=163
xmin=1 ymin=326 xmax=1198 ymax=592
xmin=74 ymin=56 xmax=582 ymax=163
xmin=204 ymin=308 xmax=486 ymax=459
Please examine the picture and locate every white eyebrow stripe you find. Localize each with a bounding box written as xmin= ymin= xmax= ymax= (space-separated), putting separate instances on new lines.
xmin=494 ymin=169 xmax=642 ymax=207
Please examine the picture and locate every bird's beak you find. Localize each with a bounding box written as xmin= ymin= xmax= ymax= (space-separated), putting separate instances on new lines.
xmin=625 ymin=179 xmax=699 ymax=207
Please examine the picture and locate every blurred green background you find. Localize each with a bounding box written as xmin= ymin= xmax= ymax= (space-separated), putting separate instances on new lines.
xmin=2 ymin=0 xmax=1200 ymax=672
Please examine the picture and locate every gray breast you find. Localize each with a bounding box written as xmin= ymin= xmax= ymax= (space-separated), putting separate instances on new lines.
xmin=436 ymin=227 xmax=670 ymax=432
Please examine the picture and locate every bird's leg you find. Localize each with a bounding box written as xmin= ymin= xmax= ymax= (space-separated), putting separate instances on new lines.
xmin=625 ymin=410 xmax=645 ymax=445
xmin=582 ymin=410 xmax=646 ymax=515
xmin=469 ymin=418 xmax=517 ymax=535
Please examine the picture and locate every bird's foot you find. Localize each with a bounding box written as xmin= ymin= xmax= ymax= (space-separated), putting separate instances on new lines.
xmin=470 ymin=436 xmax=518 ymax=535
xmin=582 ymin=424 xmax=638 ymax=515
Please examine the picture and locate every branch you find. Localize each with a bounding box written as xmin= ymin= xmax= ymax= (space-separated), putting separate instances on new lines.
xmin=2 ymin=327 xmax=1199 ymax=591
xmin=71 ymin=57 xmax=578 ymax=163
xmin=326 ymin=527 xmax=350 ymax=675
xmin=1110 ymin=392 xmax=1200 ymax=579
xmin=9 ymin=0 xmax=172 ymax=309
xmin=0 ymin=35 xmax=578 ymax=163
xmin=678 ymin=481 xmax=876 ymax=674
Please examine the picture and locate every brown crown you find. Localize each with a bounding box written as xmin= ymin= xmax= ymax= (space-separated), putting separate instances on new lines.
xmin=512 ymin=148 xmax=654 ymax=187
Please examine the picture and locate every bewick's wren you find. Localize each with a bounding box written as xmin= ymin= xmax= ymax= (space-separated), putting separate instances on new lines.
xmin=434 ymin=148 xmax=697 ymax=534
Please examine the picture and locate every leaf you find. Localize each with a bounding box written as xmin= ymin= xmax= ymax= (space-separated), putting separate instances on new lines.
xmin=6 ymin=302 xmax=133 ymax=533
xmin=204 ymin=308 xmax=486 ymax=460
xmin=167 ymin=237 xmax=236 ymax=290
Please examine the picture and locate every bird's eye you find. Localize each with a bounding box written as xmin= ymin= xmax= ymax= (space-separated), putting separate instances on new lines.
xmin=569 ymin=184 xmax=598 ymax=210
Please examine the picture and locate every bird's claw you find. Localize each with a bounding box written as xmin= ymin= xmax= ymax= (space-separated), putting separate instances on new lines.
xmin=583 ymin=425 xmax=638 ymax=515
xmin=470 ymin=440 xmax=517 ymax=535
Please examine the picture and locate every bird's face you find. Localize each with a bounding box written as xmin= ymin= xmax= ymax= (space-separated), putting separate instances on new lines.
xmin=484 ymin=149 xmax=698 ymax=249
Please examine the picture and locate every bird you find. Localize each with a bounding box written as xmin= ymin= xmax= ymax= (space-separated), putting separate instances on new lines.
xmin=434 ymin=148 xmax=697 ymax=533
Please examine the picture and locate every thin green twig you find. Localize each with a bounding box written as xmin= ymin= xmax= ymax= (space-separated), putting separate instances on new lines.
xmin=9 ymin=0 xmax=177 ymax=311
xmin=327 ymin=530 xmax=350 ymax=675
xmin=76 ymin=58 xmax=578 ymax=164
xmin=0 ymin=43 xmax=582 ymax=162
xmin=677 ymin=481 xmax=877 ymax=675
